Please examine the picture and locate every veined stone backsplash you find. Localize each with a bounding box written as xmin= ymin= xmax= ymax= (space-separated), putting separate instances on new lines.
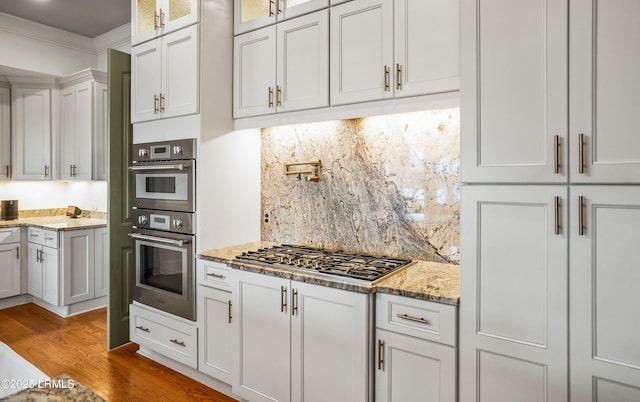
xmin=261 ymin=109 xmax=460 ymax=264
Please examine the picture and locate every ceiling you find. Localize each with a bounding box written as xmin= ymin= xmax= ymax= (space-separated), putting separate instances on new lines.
xmin=0 ymin=0 xmax=130 ymax=38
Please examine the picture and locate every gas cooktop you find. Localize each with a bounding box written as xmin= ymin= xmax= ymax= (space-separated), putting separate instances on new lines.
xmin=234 ymin=244 xmax=414 ymax=285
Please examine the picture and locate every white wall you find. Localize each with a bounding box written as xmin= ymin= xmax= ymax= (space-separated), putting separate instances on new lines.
xmin=0 ymin=181 xmax=107 ymax=211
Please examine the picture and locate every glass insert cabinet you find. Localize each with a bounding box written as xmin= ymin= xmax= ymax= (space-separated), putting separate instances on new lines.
xmin=132 ymin=0 xmax=199 ymax=45
xmin=234 ymin=0 xmax=332 ymax=35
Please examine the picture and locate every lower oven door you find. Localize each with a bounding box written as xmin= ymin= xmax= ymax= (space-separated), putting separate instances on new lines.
xmin=131 ymin=229 xmax=195 ymax=320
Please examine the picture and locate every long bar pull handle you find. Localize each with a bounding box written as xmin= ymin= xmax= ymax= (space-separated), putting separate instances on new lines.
xmin=154 ymin=95 xmax=159 ymax=113
xmin=5 ymin=165 xmax=8 ymax=178
xmin=276 ymin=85 xmax=282 ymax=107
xmin=154 ymin=11 xmax=159 ymax=30
xmin=207 ymin=273 xmax=225 ymax=279
xmin=16 ymin=246 xmax=19 ymax=260
xmin=268 ymin=87 xmax=274 ymax=108
xmin=228 ymin=300 xmax=232 ymax=324
xmin=70 ymin=164 xmax=74 ymax=177
xmin=159 ymin=93 xmax=165 ymax=112
xmin=44 ymin=165 xmax=49 ymax=178
xmin=128 ymin=233 xmax=189 ymax=247
xmin=128 ymin=164 xmax=191 ymax=171
xmin=377 ymin=339 xmax=384 ymax=370
xmin=554 ymin=135 xmax=560 ymax=174
xmin=136 ymin=325 xmax=150 ymax=333
xmin=396 ymin=313 xmax=431 ymax=325
xmin=269 ymin=0 xmax=275 ymax=16
xmin=578 ymin=195 xmax=586 ymax=236
xmin=170 ymin=339 xmax=186 ymax=347
xmin=281 ymin=286 xmax=287 ymax=312
xmin=277 ymin=0 xmax=282 ymax=14
xmin=159 ymin=8 xmax=165 ymax=28
xmin=554 ymin=196 xmax=561 ymax=235
xmin=578 ymin=133 xmax=586 ymax=174
xmin=291 ymin=288 xmax=298 ymax=316
xmin=396 ymin=63 xmax=402 ymax=90
xmin=384 ymin=65 xmax=390 ymax=91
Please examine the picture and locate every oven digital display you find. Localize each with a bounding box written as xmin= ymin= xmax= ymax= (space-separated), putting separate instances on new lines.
xmin=150 ymin=144 xmax=170 ymax=159
xmin=149 ymin=213 xmax=171 ymax=230
xmin=146 ymin=177 xmax=176 ymax=194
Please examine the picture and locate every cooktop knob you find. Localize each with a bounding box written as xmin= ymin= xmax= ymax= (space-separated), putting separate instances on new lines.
xmin=138 ymin=215 xmax=148 ymax=225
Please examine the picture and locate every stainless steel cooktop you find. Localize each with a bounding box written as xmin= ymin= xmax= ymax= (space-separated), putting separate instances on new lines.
xmin=234 ymin=244 xmax=413 ymax=285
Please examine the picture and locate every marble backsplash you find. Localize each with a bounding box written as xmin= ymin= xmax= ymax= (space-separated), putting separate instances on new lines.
xmin=261 ymin=109 xmax=460 ymax=264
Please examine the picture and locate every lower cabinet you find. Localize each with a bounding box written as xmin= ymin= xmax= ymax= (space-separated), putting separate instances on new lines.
xmin=27 ymin=228 xmax=60 ymax=305
xmin=233 ymin=269 xmax=370 ymax=402
xmin=0 ymin=228 xmax=21 ymax=299
xmin=375 ymin=293 xmax=457 ymax=402
xmin=61 ymin=229 xmax=95 ymax=305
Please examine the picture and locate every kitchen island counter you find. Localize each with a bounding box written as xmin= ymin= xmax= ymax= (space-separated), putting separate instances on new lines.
xmin=0 ymin=216 xmax=107 ymax=231
xmin=199 ymin=242 xmax=460 ymax=305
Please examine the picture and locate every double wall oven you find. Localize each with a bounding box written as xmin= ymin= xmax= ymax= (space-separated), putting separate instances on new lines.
xmin=129 ymin=139 xmax=196 ymax=320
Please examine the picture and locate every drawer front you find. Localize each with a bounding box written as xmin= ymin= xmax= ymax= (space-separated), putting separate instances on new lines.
xmin=0 ymin=227 xmax=20 ymax=244
xmin=376 ymin=293 xmax=457 ymax=346
xmin=28 ymin=228 xmax=58 ymax=248
xmin=197 ymin=259 xmax=233 ymax=290
xmin=130 ymin=303 xmax=198 ymax=368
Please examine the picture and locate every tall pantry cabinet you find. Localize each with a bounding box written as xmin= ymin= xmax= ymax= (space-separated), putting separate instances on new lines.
xmin=460 ymin=0 xmax=640 ymax=401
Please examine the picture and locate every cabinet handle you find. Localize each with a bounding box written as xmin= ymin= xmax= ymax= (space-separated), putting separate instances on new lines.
xmin=554 ymin=196 xmax=561 ymax=235
xmin=154 ymin=11 xmax=159 ymax=30
xmin=578 ymin=195 xmax=586 ymax=236
xmin=70 ymin=164 xmax=74 ymax=177
xmin=16 ymin=246 xmax=19 ymax=260
xmin=396 ymin=313 xmax=430 ymax=325
xmin=291 ymin=288 xmax=298 ymax=316
xmin=383 ymin=65 xmax=390 ymax=91
xmin=206 ymin=272 xmax=225 ymax=279
xmin=5 ymin=165 xmax=8 ymax=178
xmin=554 ymin=135 xmax=560 ymax=174
xmin=276 ymin=85 xmax=282 ymax=107
xmin=578 ymin=133 xmax=586 ymax=174
xmin=170 ymin=339 xmax=186 ymax=347
xmin=228 ymin=300 xmax=232 ymax=324
xmin=30 ymin=233 xmax=39 ymax=238
xmin=269 ymin=0 xmax=275 ymax=16
xmin=268 ymin=87 xmax=274 ymax=108
xmin=44 ymin=165 xmax=49 ymax=177
xmin=280 ymin=285 xmax=287 ymax=313
xmin=154 ymin=95 xmax=159 ymax=113
xmin=74 ymin=165 xmax=78 ymax=177
xmin=159 ymin=8 xmax=165 ymax=28
xmin=159 ymin=93 xmax=165 ymax=112
xmin=136 ymin=325 xmax=150 ymax=333
xmin=377 ymin=339 xmax=384 ymax=370
xmin=277 ymin=0 xmax=282 ymax=14
xmin=396 ymin=63 xmax=402 ymax=90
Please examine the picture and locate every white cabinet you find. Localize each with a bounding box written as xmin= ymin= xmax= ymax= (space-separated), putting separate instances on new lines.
xmin=132 ymin=0 xmax=199 ymax=45
xmin=460 ymin=185 xmax=568 ymax=402
xmin=570 ymin=186 xmax=640 ymax=401
xmin=94 ymin=227 xmax=108 ymax=298
xmin=233 ymin=10 xmax=329 ymax=118
xmin=569 ymin=1 xmax=640 ymax=183
xmin=233 ymin=269 xmax=369 ymax=402
xmin=375 ymin=293 xmax=457 ymax=402
xmin=330 ymin=0 xmax=458 ymax=106
xmin=234 ymin=0 xmax=328 ymax=35
xmin=12 ymin=88 xmax=52 ymax=180
xmin=0 ymin=228 xmax=21 ymax=299
xmin=0 ymin=87 xmax=9 ymax=181
xmin=61 ymin=229 xmax=95 ymax=305
xmin=27 ymin=228 xmax=59 ymax=306
xmin=132 ymin=24 xmax=199 ymax=123
xmin=197 ymin=259 xmax=234 ymax=384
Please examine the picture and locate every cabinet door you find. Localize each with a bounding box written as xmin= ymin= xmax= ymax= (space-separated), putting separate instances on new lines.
xmin=162 ymin=0 xmax=199 ymax=37
xmin=28 ymin=244 xmax=43 ymax=299
xmin=393 ymin=0 xmax=459 ymax=98
xmin=376 ymin=328 xmax=456 ymax=402
xmin=460 ymin=185 xmax=568 ymax=402
xmin=460 ymin=0 xmax=568 ymax=183
xmin=279 ymin=0 xmax=329 ymax=22
xmin=198 ymin=285 xmax=233 ymax=384
xmin=94 ymin=227 xmax=108 ymax=298
xmin=330 ymin=0 xmax=393 ymax=106
xmin=42 ymin=246 xmax=59 ymax=306
xmin=93 ymin=82 xmax=108 ymax=180
xmin=59 ymin=86 xmax=76 ymax=180
xmin=61 ymin=229 xmax=95 ymax=305
xmin=233 ymin=26 xmax=277 ymax=118
xmin=0 ymin=87 xmax=9 ymax=181
xmin=291 ymin=281 xmax=369 ymax=402
xmin=233 ymin=270 xmax=290 ymax=402
xmin=0 ymin=243 xmax=20 ymax=299
xmin=60 ymin=81 xmax=93 ymax=181
xmin=12 ymin=88 xmax=52 ymax=180
xmin=161 ymin=24 xmax=199 ymax=119
xmin=234 ymin=0 xmax=277 ymax=35
xmin=131 ymin=39 xmax=162 ymax=123
xmin=570 ymin=1 xmax=640 ymax=183
xmin=570 ymin=186 xmax=640 ymax=401
xmin=132 ymin=0 xmax=199 ymax=45
xmin=276 ymin=9 xmax=329 ymax=113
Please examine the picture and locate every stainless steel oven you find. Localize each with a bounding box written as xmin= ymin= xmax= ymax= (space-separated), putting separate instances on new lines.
xmin=130 ymin=139 xmax=195 ymax=212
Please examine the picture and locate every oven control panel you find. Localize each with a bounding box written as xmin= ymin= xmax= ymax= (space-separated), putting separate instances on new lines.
xmin=133 ymin=138 xmax=196 ymax=162
xmin=133 ymin=208 xmax=195 ymax=235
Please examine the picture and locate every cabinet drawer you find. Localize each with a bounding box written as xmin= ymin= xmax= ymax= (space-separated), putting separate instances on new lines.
xmin=130 ymin=303 xmax=198 ymax=368
xmin=28 ymin=228 xmax=58 ymax=248
xmin=197 ymin=259 xmax=233 ymax=290
xmin=376 ymin=293 xmax=457 ymax=346
xmin=0 ymin=227 xmax=20 ymax=244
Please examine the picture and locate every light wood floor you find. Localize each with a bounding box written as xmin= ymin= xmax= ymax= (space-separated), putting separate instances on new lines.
xmin=0 ymin=303 xmax=237 ymax=402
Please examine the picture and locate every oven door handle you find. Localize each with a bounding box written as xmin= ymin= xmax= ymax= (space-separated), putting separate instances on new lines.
xmin=128 ymin=233 xmax=190 ymax=247
xmin=128 ymin=164 xmax=191 ymax=171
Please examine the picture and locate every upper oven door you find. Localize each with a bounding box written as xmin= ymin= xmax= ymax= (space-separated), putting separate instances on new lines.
xmin=130 ymin=161 xmax=195 ymax=212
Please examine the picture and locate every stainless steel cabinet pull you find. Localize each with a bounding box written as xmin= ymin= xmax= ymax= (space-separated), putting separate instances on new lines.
xmin=377 ymin=339 xmax=384 ymax=370
xmin=136 ymin=325 xmax=150 ymax=333
xmin=128 ymin=164 xmax=190 ymax=171
xmin=281 ymin=285 xmax=287 ymax=312
xmin=578 ymin=133 xmax=586 ymax=174
xmin=154 ymin=11 xmax=159 ymax=30
xmin=554 ymin=135 xmax=560 ymax=174
xmin=170 ymin=339 xmax=186 ymax=347
xmin=276 ymin=85 xmax=282 ymax=107
xmin=554 ymin=196 xmax=561 ymax=235
xmin=396 ymin=63 xmax=402 ymax=90
xmin=159 ymin=93 xmax=165 ymax=112
xmin=228 ymin=300 xmax=232 ymax=324
xmin=207 ymin=273 xmax=225 ymax=279
xmin=16 ymin=246 xmax=19 ymax=260
xmin=578 ymin=195 xmax=586 ymax=236
xmin=128 ymin=233 xmax=189 ymax=247
xmin=154 ymin=95 xmax=159 ymax=113
xmin=5 ymin=165 xmax=8 ymax=178
xmin=44 ymin=165 xmax=49 ymax=177
xmin=396 ymin=313 xmax=430 ymax=325
xmin=30 ymin=233 xmax=39 ymax=238
xmin=277 ymin=0 xmax=282 ymax=14
xmin=159 ymin=9 xmax=165 ymax=28
xmin=268 ymin=87 xmax=274 ymax=108
xmin=384 ymin=65 xmax=390 ymax=91
xmin=291 ymin=288 xmax=298 ymax=316
xmin=269 ymin=0 xmax=275 ymax=16
xmin=70 ymin=164 xmax=74 ymax=177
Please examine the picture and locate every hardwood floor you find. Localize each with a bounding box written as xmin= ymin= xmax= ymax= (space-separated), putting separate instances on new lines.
xmin=0 ymin=303 xmax=237 ymax=401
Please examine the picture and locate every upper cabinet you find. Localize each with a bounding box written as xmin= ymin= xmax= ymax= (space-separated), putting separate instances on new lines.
xmin=0 ymin=87 xmax=9 ymax=181
xmin=233 ymin=10 xmax=329 ymax=118
xmin=132 ymin=0 xmax=199 ymax=45
xmin=12 ymin=87 xmax=52 ymax=181
xmin=131 ymin=24 xmax=199 ymax=123
xmin=234 ymin=0 xmax=329 ymax=35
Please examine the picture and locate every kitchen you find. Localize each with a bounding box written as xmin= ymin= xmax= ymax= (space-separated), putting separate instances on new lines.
xmin=0 ymin=0 xmax=639 ymax=401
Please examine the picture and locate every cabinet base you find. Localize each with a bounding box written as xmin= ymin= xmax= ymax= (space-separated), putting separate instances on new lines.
xmin=32 ymin=296 xmax=107 ymax=317
xmin=0 ymin=294 xmax=32 ymax=310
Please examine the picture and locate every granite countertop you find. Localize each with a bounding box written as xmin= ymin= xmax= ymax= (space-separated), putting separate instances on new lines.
xmin=0 ymin=215 xmax=106 ymax=231
xmin=199 ymin=242 xmax=460 ymax=305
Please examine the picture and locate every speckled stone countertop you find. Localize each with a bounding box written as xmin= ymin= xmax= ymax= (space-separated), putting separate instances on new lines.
xmin=0 ymin=209 xmax=106 ymax=231
xmin=0 ymin=374 xmax=104 ymax=401
xmin=199 ymin=242 xmax=460 ymax=305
